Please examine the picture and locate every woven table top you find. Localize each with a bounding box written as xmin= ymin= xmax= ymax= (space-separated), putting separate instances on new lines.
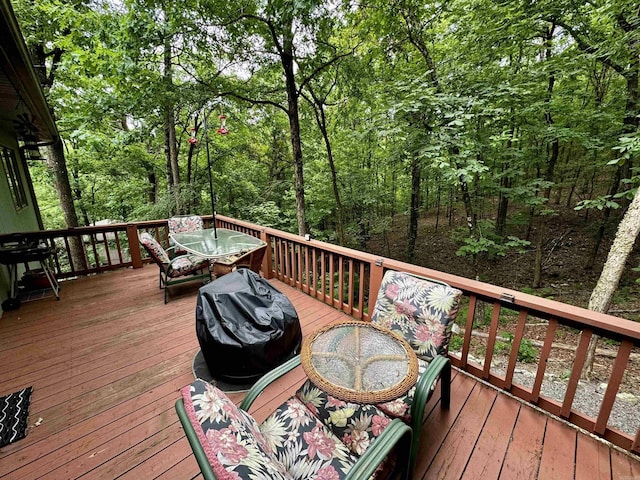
xmin=301 ymin=321 xmax=419 ymax=403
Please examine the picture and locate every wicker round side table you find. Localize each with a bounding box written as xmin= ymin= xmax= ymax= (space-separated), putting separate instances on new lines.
xmin=301 ymin=321 xmax=419 ymax=404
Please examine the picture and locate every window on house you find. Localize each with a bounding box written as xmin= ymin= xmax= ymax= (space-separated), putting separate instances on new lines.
xmin=2 ymin=146 xmax=28 ymax=210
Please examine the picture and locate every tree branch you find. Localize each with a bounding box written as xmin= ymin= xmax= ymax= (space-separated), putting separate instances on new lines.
xmin=550 ymin=18 xmax=625 ymax=74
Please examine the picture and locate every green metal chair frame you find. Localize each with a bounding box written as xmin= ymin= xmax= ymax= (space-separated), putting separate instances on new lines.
xmin=371 ymin=270 xmax=461 ymax=474
xmin=175 ymin=355 xmax=414 ymax=480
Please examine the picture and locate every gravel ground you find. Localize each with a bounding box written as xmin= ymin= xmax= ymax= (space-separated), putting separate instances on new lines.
xmin=509 ymin=368 xmax=640 ymax=436
xmin=461 ymin=354 xmax=640 ymax=437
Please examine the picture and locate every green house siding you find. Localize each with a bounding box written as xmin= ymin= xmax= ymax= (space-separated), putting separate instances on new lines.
xmin=0 ymin=131 xmax=40 ymax=311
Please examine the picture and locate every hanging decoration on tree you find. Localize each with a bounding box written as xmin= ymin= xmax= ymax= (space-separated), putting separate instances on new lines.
xmin=188 ymin=127 xmax=198 ymax=144
xmin=216 ymin=114 xmax=229 ymax=135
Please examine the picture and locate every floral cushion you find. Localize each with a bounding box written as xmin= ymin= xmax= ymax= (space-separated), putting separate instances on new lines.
xmin=139 ymin=232 xmax=170 ymax=264
xmin=168 ymin=215 xmax=204 ymax=234
xmin=295 ymin=380 xmax=392 ymax=456
xmin=167 ymin=256 xmax=209 ymax=278
xmin=371 ymin=271 xmax=462 ymax=363
xmin=181 ymin=380 xmax=293 ymax=480
xmin=260 ymin=397 xmax=359 ymax=480
xmin=375 ymin=358 xmax=430 ymax=422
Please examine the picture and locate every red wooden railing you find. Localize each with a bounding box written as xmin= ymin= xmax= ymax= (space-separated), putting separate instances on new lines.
xmin=2 ymin=215 xmax=639 ymax=454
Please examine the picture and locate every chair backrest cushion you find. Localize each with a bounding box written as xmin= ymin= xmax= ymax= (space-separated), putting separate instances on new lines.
xmin=139 ymin=232 xmax=170 ymax=265
xmin=168 ymin=215 xmax=204 ymax=234
xmin=181 ymin=379 xmax=292 ymax=479
xmin=371 ymin=271 xmax=462 ymax=363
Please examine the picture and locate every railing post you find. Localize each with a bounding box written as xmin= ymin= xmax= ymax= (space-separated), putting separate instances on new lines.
xmin=261 ymin=229 xmax=273 ymax=279
xmin=366 ymin=258 xmax=385 ymax=322
xmin=127 ymin=223 xmax=143 ymax=269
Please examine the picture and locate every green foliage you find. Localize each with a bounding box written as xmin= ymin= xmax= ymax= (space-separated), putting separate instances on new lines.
xmin=455 ymin=221 xmax=531 ymax=258
xmin=500 ymin=332 xmax=537 ymax=363
xmin=517 ymin=339 xmax=538 ymax=363
xmin=574 ymin=196 xmax=621 ymax=211
xmin=12 ymin=0 xmax=638 ymax=266
xmin=449 ymin=335 xmax=463 ymax=352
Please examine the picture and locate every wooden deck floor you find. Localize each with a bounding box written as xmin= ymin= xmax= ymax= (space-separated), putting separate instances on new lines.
xmin=0 ymin=266 xmax=638 ymax=479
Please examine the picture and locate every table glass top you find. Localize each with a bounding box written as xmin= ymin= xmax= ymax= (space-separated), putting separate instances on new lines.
xmin=301 ymin=321 xmax=418 ymax=403
xmin=169 ymin=228 xmax=266 ymax=259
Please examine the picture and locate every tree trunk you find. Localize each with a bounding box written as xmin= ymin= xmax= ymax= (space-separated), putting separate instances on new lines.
xmin=163 ymin=31 xmax=180 ymax=213
xmin=280 ymin=23 xmax=307 ymax=236
xmin=582 ymin=187 xmax=640 ymax=379
xmin=47 ymin=140 xmax=87 ymax=270
xmin=307 ymin=87 xmax=345 ymax=244
xmin=533 ymin=222 xmax=543 ymax=288
xmin=495 ymin=170 xmax=510 ymax=237
xmin=406 ymin=155 xmax=421 ymax=262
xmin=585 ymin=168 xmax=622 ymax=270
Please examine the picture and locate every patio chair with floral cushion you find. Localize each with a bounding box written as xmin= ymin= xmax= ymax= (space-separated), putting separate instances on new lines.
xmin=293 ymin=270 xmax=461 ymax=474
xmin=138 ymin=232 xmax=211 ymax=303
xmin=371 ymin=270 xmax=462 ymax=469
xmin=176 ymin=356 xmax=413 ymax=480
xmin=168 ymin=215 xmax=204 ymax=255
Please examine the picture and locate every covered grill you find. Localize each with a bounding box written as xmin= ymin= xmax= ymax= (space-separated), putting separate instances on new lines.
xmin=195 ymin=269 xmax=302 ymax=383
xmin=0 ymin=234 xmax=59 ymax=310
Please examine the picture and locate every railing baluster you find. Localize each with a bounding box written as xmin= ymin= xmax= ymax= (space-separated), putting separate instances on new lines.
xmin=88 ymin=232 xmax=99 ymax=267
xmin=290 ymin=242 xmax=296 ymax=285
xmin=560 ymin=329 xmax=593 ymax=418
xmin=531 ymin=319 xmax=558 ymax=404
xmin=114 ymin=231 xmax=123 ymax=264
xmin=338 ymin=256 xmax=344 ymax=309
xmin=303 ymin=245 xmax=309 ymax=294
xmin=48 ymin=237 xmax=62 ymax=275
xmin=298 ymin=243 xmax=303 ymax=288
xmin=329 ymin=253 xmax=335 ymax=307
xmin=63 ymin=236 xmax=74 ymax=273
xmin=357 ymin=261 xmax=365 ymax=319
xmin=460 ymin=295 xmax=477 ymax=368
xmin=319 ymin=251 xmax=325 ymax=301
xmin=595 ymin=340 xmax=633 ymax=435
xmin=276 ymin=238 xmax=285 ymax=282
xmin=483 ymin=302 xmax=502 ymax=380
xmin=505 ymin=310 xmax=528 ymax=390
xmin=347 ymin=259 xmax=354 ymax=314
xmin=311 ymin=248 xmax=318 ymax=296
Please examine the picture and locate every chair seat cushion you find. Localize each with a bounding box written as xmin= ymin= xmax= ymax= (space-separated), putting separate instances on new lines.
xmin=375 ymin=358 xmax=430 ymax=422
xmin=168 ymin=256 xmax=209 ymax=278
xmin=181 ymin=380 xmax=292 ymax=479
xmin=295 ymin=380 xmax=393 ymax=456
xmin=260 ymin=397 xmax=359 ymax=480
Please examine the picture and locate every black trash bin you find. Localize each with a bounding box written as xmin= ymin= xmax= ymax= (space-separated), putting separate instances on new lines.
xmin=196 ymin=269 xmax=302 ymax=383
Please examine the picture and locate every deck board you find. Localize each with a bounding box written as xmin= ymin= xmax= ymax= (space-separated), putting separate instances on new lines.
xmin=0 ymin=266 xmax=638 ymax=479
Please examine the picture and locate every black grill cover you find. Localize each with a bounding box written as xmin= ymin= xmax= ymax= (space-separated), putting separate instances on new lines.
xmin=196 ymin=269 xmax=302 ymax=383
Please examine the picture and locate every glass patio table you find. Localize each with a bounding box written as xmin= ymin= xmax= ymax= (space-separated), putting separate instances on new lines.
xmin=301 ymin=320 xmax=419 ymax=404
xmin=169 ymin=228 xmax=266 ymax=260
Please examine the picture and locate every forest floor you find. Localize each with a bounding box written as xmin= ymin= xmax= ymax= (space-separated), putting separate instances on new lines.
xmin=365 ymin=205 xmax=640 ymax=437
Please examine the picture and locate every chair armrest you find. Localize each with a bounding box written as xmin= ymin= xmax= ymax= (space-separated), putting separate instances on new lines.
xmin=344 ymin=419 xmax=412 ymax=480
xmin=411 ymin=354 xmax=449 ymax=421
xmin=240 ymin=355 xmax=301 ymax=411
xmin=175 ymin=398 xmax=218 ymax=480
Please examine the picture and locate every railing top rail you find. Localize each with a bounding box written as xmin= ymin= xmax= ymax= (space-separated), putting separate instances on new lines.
xmin=214 ymin=215 xmax=640 ymax=343
xmin=3 ymin=214 xmax=639 ymax=342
